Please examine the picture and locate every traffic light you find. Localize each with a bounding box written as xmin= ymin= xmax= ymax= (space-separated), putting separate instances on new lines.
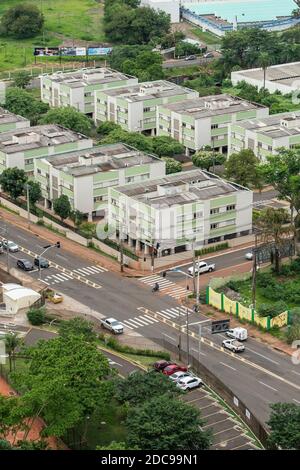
xmin=56 ymin=241 xmax=60 ymax=248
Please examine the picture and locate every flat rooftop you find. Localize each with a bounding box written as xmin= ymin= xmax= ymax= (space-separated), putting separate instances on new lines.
xmin=101 ymin=80 xmax=196 ymax=102
xmin=116 ymin=169 xmax=249 ymax=207
xmin=0 ymin=107 xmax=29 ymax=125
xmin=235 ymin=111 xmax=300 ymax=139
xmin=0 ymin=125 xmax=90 ymax=154
xmin=43 ymin=143 xmax=161 ymax=177
xmin=233 ymin=61 xmax=300 ymax=88
xmin=160 ymin=94 xmax=266 ymax=119
xmin=42 ymin=67 xmax=134 ymax=88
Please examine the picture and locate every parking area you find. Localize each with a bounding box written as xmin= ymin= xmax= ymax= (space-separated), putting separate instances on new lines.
xmin=181 ymin=387 xmax=261 ymax=450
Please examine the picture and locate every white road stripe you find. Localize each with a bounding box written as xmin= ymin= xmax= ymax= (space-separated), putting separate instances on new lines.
xmin=120 ymin=321 xmax=134 ymax=330
xmin=123 ymin=319 xmax=140 ymax=328
xmin=160 ymin=309 xmax=178 ymax=318
xmin=220 ymin=362 xmax=237 ymax=371
xmin=293 ymin=398 xmax=300 ymax=404
xmin=156 ymin=311 xmax=174 ymax=320
xmin=258 ymin=381 xmax=278 ymax=392
xmin=143 ymin=314 xmax=159 ymax=323
xmin=291 ymin=370 xmax=300 ymax=377
xmin=134 ymin=316 xmax=150 ymax=326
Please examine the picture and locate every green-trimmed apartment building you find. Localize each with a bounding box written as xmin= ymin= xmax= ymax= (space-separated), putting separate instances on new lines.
xmin=34 ymin=143 xmax=166 ymax=220
xmin=0 ymin=125 xmax=93 ymax=175
xmin=0 ymin=108 xmax=30 ymax=133
xmin=229 ymin=112 xmax=300 ymax=160
xmin=40 ymin=68 xmax=138 ymax=115
xmin=94 ymin=81 xmax=198 ymax=134
xmin=108 ymin=169 xmax=253 ymax=255
xmin=157 ymin=94 xmax=269 ymax=154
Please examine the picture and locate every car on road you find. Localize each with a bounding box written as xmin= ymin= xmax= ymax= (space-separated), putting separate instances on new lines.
xmin=47 ymin=292 xmax=63 ymax=304
xmin=162 ymin=364 xmax=188 ymax=376
xmin=17 ymin=259 xmax=34 ymax=271
xmin=204 ymin=52 xmax=214 ymax=58
xmin=169 ymin=371 xmax=191 ymax=382
xmin=34 ymin=257 xmax=50 ymax=268
xmin=222 ymin=339 xmax=245 ymax=353
xmin=188 ymin=261 xmax=215 ymax=276
xmin=101 ymin=317 xmax=123 ymax=334
xmin=185 ymin=55 xmax=197 ymax=61
xmin=245 ymin=252 xmax=253 ymax=260
xmin=153 ymin=360 xmax=174 ymax=372
xmin=3 ymin=240 xmax=19 ymax=252
xmin=226 ymin=327 xmax=248 ymax=341
xmin=177 ymin=375 xmax=203 ymax=390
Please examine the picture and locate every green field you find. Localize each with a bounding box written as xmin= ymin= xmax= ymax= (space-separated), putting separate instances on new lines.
xmin=191 ymin=27 xmax=220 ymax=46
xmin=0 ymin=0 xmax=104 ymax=72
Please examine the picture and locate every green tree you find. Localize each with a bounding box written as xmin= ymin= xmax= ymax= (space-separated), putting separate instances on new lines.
xmin=39 ymin=107 xmax=92 ymax=135
xmin=258 ymin=52 xmax=272 ymax=89
xmin=53 ymin=195 xmax=72 ymax=221
xmin=115 ymin=371 xmax=180 ymax=406
xmin=163 ymin=157 xmax=182 ymax=174
xmin=4 ymin=332 xmax=21 ymax=372
xmin=70 ymin=209 xmax=86 ymax=227
xmin=126 ymin=395 xmax=212 ymax=450
xmin=27 ymin=307 xmax=46 ymax=326
xmin=267 ymin=403 xmax=300 ymax=449
xmin=192 ymin=150 xmax=226 ymax=172
xmin=109 ymin=45 xmax=163 ymax=81
xmin=225 ymin=149 xmax=262 ymax=187
xmin=100 ymin=129 xmax=153 ymax=153
xmin=96 ymin=441 xmax=139 ymax=450
xmin=27 ymin=180 xmax=42 ymax=206
xmin=5 ymin=87 xmax=49 ymax=124
xmin=0 ymin=167 xmax=27 ymax=200
xmin=256 ymin=208 xmax=293 ymax=273
xmin=59 ymin=318 xmax=97 ymax=343
xmin=13 ymin=71 xmax=31 ymax=89
xmin=152 ymin=136 xmax=184 ymax=157
xmin=97 ymin=121 xmax=121 ymax=137
xmin=0 ymin=4 xmax=44 ymax=39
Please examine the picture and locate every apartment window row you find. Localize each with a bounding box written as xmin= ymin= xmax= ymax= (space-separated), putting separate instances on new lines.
xmin=159 ymin=124 xmax=171 ymax=133
xmin=125 ymin=173 xmax=150 ymax=184
xmin=182 ymin=123 xmax=195 ymax=130
xmin=211 ymin=219 xmax=235 ymax=230
xmin=117 ymin=106 xmax=128 ymax=114
xmin=159 ymin=113 xmax=171 ymax=121
xmin=94 ymin=179 xmax=119 ymax=189
xmin=118 ymin=117 xmax=128 ymax=124
xmin=97 ymin=98 xmax=107 ymax=105
xmin=144 ymin=106 xmax=155 ymax=113
xmin=211 ymin=124 xmax=218 ymax=129
xmin=25 ymin=158 xmax=34 ymax=166
xmin=143 ymin=118 xmax=156 ymax=124
xmin=94 ymin=195 xmax=108 ymax=203
xmin=210 ymin=204 xmax=236 ymax=215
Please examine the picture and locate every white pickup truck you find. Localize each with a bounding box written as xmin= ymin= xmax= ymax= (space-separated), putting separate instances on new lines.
xmin=222 ymin=339 xmax=245 ymax=353
xmin=101 ymin=317 xmax=124 ymax=334
xmin=188 ymin=261 xmax=215 ymax=276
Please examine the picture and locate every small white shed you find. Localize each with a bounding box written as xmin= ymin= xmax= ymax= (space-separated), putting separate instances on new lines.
xmin=2 ymin=284 xmax=41 ymax=315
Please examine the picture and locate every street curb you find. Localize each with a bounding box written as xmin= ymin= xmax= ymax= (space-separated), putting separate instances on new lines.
xmin=97 ymin=345 xmax=148 ymax=371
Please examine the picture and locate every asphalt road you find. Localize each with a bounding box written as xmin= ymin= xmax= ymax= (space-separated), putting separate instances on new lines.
xmin=162 ymin=57 xmax=214 ymax=69
xmin=1 ymin=219 xmax=300 ymax=423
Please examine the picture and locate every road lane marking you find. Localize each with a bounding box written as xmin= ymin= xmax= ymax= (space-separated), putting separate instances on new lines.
xmin=246 ymin=347 xmax=279 ymax=365
xmin=291 ymin=370 xmax=300 ymax=377
xmin=191 ymin=348 xmax=206 ymax=356
xmin=220 ymin=362 xmax=237 ymax=371
xmin=137 ymin=306 xmax=300 ymax=393
xmin=258 ymin=381 xmax=278 ymax=392
xmin=293 ymin=398 xmax=300 ymax=404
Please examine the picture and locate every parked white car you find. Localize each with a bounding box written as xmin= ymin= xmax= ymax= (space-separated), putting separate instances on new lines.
xmin=101 ymin=317 xmax=123 ymax=334
xmin=226 ymin=327 xmax=248 ymax=341
xmin=3 ymin=240 xmax=19 ymax=252
xmin=177 ymin=375 xmax=203 ymax=390
xmin=188 ymin=261 xmax=215 ymax=276
xmin=169 ymin=371 xmax=191 ymax=382
xmin=245 ymin=252 xmax=253 ymax=260
xmin=222 ymin=339 xmax=245 ymax=353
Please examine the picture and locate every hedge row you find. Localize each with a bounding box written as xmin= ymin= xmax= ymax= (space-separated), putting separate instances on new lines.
xmin=195 ymin=242 xmax=229 ymax=257
xmin=99 ymin=333 xmax=170 ymax=360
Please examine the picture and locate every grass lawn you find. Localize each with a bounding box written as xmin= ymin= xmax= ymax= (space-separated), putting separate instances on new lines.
xmin=164 ymin=65 xmax=201 ymax=78
xmin=0 ymin=0 xmax=104 ymax=72
xmin=190 ymin=27 xmax=221 ymax=46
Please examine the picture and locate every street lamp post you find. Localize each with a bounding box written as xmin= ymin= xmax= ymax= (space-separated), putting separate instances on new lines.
xmin=37 ymin=242 xmax=60 ymax=281
xmin=25 ymin=183 xmax=31 ymax=229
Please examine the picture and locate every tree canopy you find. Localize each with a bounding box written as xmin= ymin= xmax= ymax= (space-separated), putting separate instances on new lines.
xmin=39 ymin=107 xmax=92 ymax=135
xmin=225 ymin=149 xmax=262 ymax=188
xmin=163 ymin=157 xmax=182 ymax=175
xmin=53 ymin=195 xmax=72 ymax=221
xmin=192 ymin=150 xmax=226 ymax=172
xmin=267 ymin=403 xmax=300 ymax=449
xmin=0 ymin=167 xmax=27 ymax=200
xmin=5 ymin=87 xmax=49 ymax=125
xmin=109 ymin=45 xmax=164 ymax=81
xmin=0 ymin=4 xmax=44 ymax=39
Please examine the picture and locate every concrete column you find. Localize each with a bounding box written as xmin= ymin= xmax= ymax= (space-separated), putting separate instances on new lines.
xmin=144 ymin=244 xmax=149 ymax=255
xmin=151 ymin=128 xmax=156 ymax=136
xmin=185 ymin=147 xmax=190 ymax=157
xmin=88 ymin=213 xmax=93 ymax=222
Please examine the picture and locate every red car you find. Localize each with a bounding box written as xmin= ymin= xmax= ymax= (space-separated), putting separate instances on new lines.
xmin=153 ymin=360 xmax=175 ymax=372
xmin=162 ymin=364 xmax=188 ymax=376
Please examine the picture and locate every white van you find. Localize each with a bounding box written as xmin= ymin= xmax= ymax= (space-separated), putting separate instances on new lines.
xmin=226 ymin=327 xmax=248 ymax=341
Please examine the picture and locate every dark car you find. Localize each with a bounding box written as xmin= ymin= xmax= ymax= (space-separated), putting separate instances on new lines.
xmin=153 ymin=360 xmax=175 ymax=372
xmin=34 ymin=257 xmax=49 ymax=268
xmin=17 ymin=259 xmax=34 ymax=271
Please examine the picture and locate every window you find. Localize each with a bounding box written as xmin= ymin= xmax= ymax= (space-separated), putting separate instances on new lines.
xmin=211 ymin=124 xmax=218 ymax=129
xmin=25 ymin=159 xmax=34 ymax=165
xmin=182 ymin=123 xmax=186 ymax=127
xmin=210 ymin=208 xmax=219 ymax=215
xmin=37 ymin=169 xmax=42 ymax=174
xmin=210 ymin=223 xmax=219 ymax=230
xmin=268 ymin=145 xmax=273 ymax=151
xmin=191 ymin=125 xmax=195 ymax=130
xmin=226 ymin=204 xmax=236 ymax=211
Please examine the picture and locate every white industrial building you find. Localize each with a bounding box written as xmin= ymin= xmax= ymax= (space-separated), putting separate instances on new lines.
xmin=140 ymin=0 xmax=180 ymax=23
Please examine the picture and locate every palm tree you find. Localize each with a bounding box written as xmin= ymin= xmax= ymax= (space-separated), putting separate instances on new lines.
xmin=256 ymin=208 xmax=293 ymax=273
xmin=257 ymin=52 xmax=271 ymax=90
xmin=4 ymin=332 xmax=21 ymax=372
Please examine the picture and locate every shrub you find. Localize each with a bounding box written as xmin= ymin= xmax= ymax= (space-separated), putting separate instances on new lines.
xmin=258 ymin=301 xmax=287 ymax=318
xmin=195 ymin=242 xmax=228 ymax=257
xmin=27 ymin=307 xmax=46 ymax=325
xmin=101 ymin=334 xmax=170 ymax=360
xmin=286 ymin=324 xmax=300 ymax=344
xmin=290 ymin=307 xmax=300 ymax=324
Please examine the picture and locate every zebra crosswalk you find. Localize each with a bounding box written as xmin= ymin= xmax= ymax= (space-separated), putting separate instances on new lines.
xmin=120 ymin=306 xmax=194 ymax=330
xmin=139 ymin=274 xmax=187 ymax=299
xmin=43 ymin=265 xmax=108 ymax=285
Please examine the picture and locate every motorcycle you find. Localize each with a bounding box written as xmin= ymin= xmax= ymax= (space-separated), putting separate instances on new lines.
xmin=152 ymin=283 xmax=160 ymax=292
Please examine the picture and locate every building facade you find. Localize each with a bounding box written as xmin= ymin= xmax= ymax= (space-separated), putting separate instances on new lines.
xmin=0 ymin=108 xmax=30 ymax=133
xmin=140 ymin=0 xmax=180 ymax=23
xmin=157 ymin=94 xmax=269 ymax=154
xmin=229 ymin=112 xmax=300 ymax=160
xmin=94 ymin=81 xmax=198 ymax=134
xmin=40 ymin=68 xmax=138 ymax=115
xmin=0 ymin=125 xmax=92 ymax=175
xmin=34 ymin=143 xmax=166 ymax=220
xmin=108 ymin=169 xmax=253 ymax=254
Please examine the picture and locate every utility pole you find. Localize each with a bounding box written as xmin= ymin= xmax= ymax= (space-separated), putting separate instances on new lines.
xmin=25 ymin=183 xmax=30 ymax=229
xmin=151 ymin=244 xmax=155 ymax=272
xmin=192 ymin=239 xmax=196 ymax=295
xmin=251 ymin=231 xmax=258 ymax=309
xmin=119 ymin=226 xmax=124 ymax=273
xmin=38 ymin=242 xmax=60 ymax=281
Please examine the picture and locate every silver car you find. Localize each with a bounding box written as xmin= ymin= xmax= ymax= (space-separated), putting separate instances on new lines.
xmin=3 ymin=240 xmax=19 ymax=252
